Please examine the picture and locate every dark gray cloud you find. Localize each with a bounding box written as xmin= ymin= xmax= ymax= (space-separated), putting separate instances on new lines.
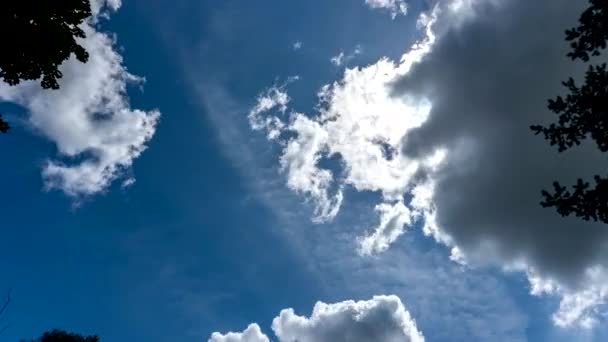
xmin=393 ymin=0 xmax=608 ymax=326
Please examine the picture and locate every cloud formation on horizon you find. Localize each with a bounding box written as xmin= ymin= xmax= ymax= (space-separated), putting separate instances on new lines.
xmin=209 ymin=295 xmax=424 ymax=342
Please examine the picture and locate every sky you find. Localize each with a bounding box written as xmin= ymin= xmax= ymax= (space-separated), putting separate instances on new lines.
xmin=0 ymin=0 xmax=608 ymax=341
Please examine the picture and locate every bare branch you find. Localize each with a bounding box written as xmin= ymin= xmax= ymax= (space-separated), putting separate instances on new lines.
xmin=0 ymin=290 xmax=10 ymax=317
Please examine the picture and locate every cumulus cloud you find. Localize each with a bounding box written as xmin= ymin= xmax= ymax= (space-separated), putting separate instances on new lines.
xmin=0 ymin=1 xmax=160 ymax=197
xmin=365 ymin=0 xmax=408 ymax=19
xmin=293 ymin=41 xmax=303 ymax=51
xmin=249 ymin=82 xmax=343 ymax=222
xmin=273 ymin=295 xmax=424 ymax=342
xmin=209 ymin=324 xmax=270 ymax=342
xmin=388 ymin=0 xmax=608 ymax=327
xmin=209 ymin=295 xmax=424 ymax=342
xmin=250 ymin=0 xmax=608 ymax=329
xmin=250 ymin=8 xmax=436 ymax=233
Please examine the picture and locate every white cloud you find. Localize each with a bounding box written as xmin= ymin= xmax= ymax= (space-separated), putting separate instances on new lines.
xmin=273 ymin=295 xmax=424 ymax=342
xmin=330 ymin=52 xmax=346 ymax=66
xmin=250 ymin=0 xmax=608 ymax=329
xmin=358 ymin=200 xmax=412 ymax=255
xmin=528 ymin=269 xmax=608 ymax=328
xmin=209 ymin=296 xmax=424 ymax=342
xmin=293 ymin=41 xmax=303 ymax=51
xmin=0 ymin=2 xmax=159 ymax=198
xmin=90 ymin=0 xmax=122 ymax=15
xmin=330 ymin=45 xmax=363 ymax=67
xmin=280 ymin=113 xmax=344 ymax=222
xmin=250 ymin=8 xmax=436 ymax=233
xmin=209 ymin=324 xmax=270 ymax=342
xmin=249 ymin=84 xmax=290 ymax=140
xmin=89 ymin=0 xmax=122 ymax=22
xmin=249 ymin=80 xmax=344 ymax=222
xmin=365 ymin=0 xmax=408 ymax=19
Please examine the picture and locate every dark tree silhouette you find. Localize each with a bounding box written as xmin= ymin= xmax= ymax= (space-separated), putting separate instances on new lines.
xmin=0 ymin=1 xmax=93 ymax=133
xmin=22 ymin=330 xmax=99 ymax=342
xmin=0 ymin=291 xmax=10 ymax=336
xmin=0 ymin=115 xmax=10 ymax=134
xmin=531 ymin=0 xmax=608 ymax=223
xmin=0 ymin=116 xmax=9 ymax=133
xmin=0 ymin=1 xmax=92 ymax=89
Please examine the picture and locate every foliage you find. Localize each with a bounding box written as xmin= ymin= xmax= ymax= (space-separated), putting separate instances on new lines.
xmin=22 ymin=330 xmax=99 ymax=342
xmin=531 ymin=0 xmax=608 ymax=223
xmin=0 ymin=115 xmax=8 ymax=134
xmin=0 ymin=1 xmax=92 ymax=133
xmin=0 ymin=1 xmax=92 ymax=89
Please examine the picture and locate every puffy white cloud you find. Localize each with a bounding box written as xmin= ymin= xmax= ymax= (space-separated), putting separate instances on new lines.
xmin=250 ymin=0 xmax=608 ymax=329
xmin=209 ymin=296 xmax=424 ymax=342
xmin=293 ymin=41 xmax=303 ymax=51
xmin=279 ymin=113 xmax=344 ymax=222
xmin=274 ymin=295 xmax=424 ymax=342
xmin=250 ymin=8 xmax=436 ymax=238
xmin=209 ymin=324 xmax=270 ymax=342
xmin=249 ymin=79 xmax=344 ymax=222
xmin=0 ymin=1 xmax=159 ymax=197
xmin=365 ymin=0 xmax=408 ymax=19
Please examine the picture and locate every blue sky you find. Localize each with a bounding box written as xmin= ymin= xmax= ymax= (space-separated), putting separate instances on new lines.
xmin=1 ymin=0 xmax=608 ymax=341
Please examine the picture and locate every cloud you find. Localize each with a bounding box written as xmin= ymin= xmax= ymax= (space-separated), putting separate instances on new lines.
xmin=209 ymin=295 xmax=424 ymax=342
xmin=248 ymin=83 xmax=290 ymax=140
xmin=209 ymin=324 xmax=270 ymax=342
xmin=365 ymin=0 xmax=408 ymax=19
xmin=330 ymin=52 xmax=346 ymax=66
xmin=388 ymin=0 xmax=608 ymax=328
xmin=0 ymin=1 xmax=160 ymax=198
xmin=90 ymin=0 xmax=122 ymax=16
xmin=330 ymin=45 xmax=363 ymax=67
xmin=249 ymin=8 xmax=437 ymax=230
xmin=249 ymin=80 xmax=344 ymax=222
xmin=293 ymin=41 xmax=303 ymax=51
xmin=194 ymin=82 xmax=528 ymax=341
xmin=358 ymin=200 xmax=412 ymax=255
xmin=250 ymin=0 xmax=608 ymax=329
xmin=273 ymin=295 xmax=424 ymax=342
